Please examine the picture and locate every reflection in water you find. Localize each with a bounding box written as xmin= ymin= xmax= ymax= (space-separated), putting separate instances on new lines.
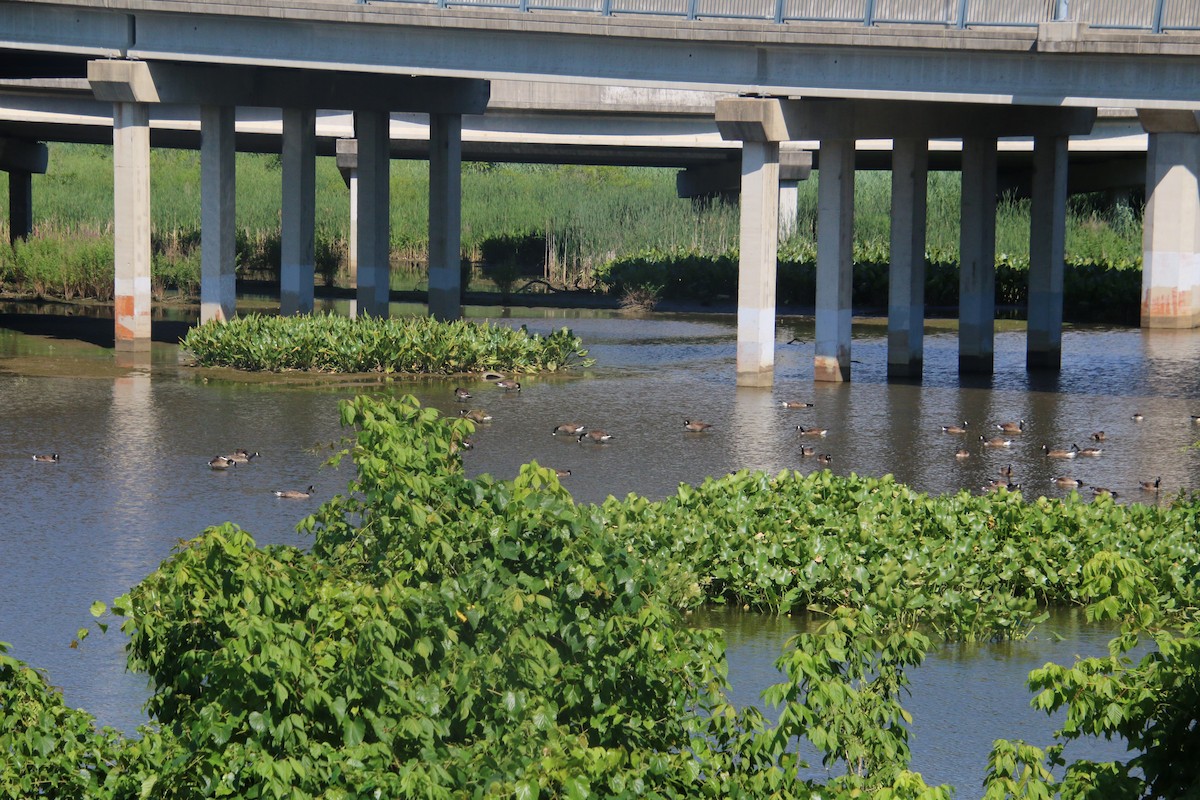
xmin=691 ymin=607 xmax=1135 ymax=798
xmin=0 ymin=308 xmax=1190 ymax=796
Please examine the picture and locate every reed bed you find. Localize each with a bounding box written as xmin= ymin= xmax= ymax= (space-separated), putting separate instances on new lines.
xmin=0 ymin=143 xmax=1143 ymax=305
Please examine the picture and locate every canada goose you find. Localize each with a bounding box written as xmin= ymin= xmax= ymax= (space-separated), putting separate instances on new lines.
xmin=1131 ymin=412 xmax=1144 ymax=421
xmin=1042 ymin=443 xmax=1079 ymax=459
xmin=1091 ymin=486 xmax=1119 ymax=498
xmin=981 ymin=435 xmax=1012 ymax=448
xmin=984 ymin=480 xmax=1020 ymax=492
xmin=955 ymin=448 xmax=970 ymax=459
xmin=1091 ymin=431 xmax=1107 ymax=442
xmin=1077 ymin=446 xmax=1102 ymax=457
xmin=208 ymin=455 xmax=237 ymax=470
xmin=31 ymin=453 xmax=59 ymax=463
xmin=1053 ymin=476 xmax=1085 ymax=488
xmin=460 ymin=409 xmax=493 ymax=424
xmin=578 ymin=430 xmax=615 ymax=444
xmin=816 ymin=453 xmax=834 ymax=466
xmin=448 ymin=437 xmax=473 ymax=456
xmin=942 ymin=422 xmax=968 ymax=434
xmin=554 ymin=468 xmax=572 ymax=478
xmin=552 ymin=423 xmax=586 ymax=436
xmin=1139 ymin=477 xmax=1162 ymax=492
xmin=225 ymin=449 xmax=258 ymax=463
xmin=998 ymin=464 xmax=1014 ymax=477
xmin=780 ymin=401 xmax=814 ymax=409
xmin=684 ymin=420 xmax=713 ymax=432
xmin=1192 ymin=416 xmax=1200 ymax=424
xmin=495 ymin=380 xmax=521 ymax=392
xmin=996 ymin=420 xmax=1025 ymax=434
xmin=800 ymin=445 xmax=816 ymax=457
xmin=454 ymin=387 xmax=472 ymax=401
xmin=796 ymin=425 xmax=828 ymax=437
xmin=273 ymin=485 xmax=314 ymax=499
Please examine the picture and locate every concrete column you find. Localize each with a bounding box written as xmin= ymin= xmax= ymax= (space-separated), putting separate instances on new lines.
xmin=887 ymin=139 xmax=929 ymax=380
xmin=1027 ymin=136 xmax=1068 ymax=369
xmin=8 ymin=169 xmax=32 ymax=244
xmin=200 ymin=105 xmax=236 ymax=324
xmin=428 ymin=113 xmax=463 ymax=321
xmin=1141 ymin=132 xmax=1200 ymax=328
xmin=112 ymin=102 xmax=152 ymax=350
xmin=735 ymin=139 xmax=780 ymax=387
xmin=355 ymin=111 xmax=390 ymax=317
xmin=815 ymin=139 xmax=855 ymax=383
xmin=779 ymin=180 xmax=799 ymax=240
xmin=281 ymin=107 xmax=316 ymax=315
xmin=959 ymin=137 xmax=998 ymax=374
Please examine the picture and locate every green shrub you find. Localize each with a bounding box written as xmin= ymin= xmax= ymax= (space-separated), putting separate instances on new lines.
xmin=180 ymin=312 xmax=593 ymax=374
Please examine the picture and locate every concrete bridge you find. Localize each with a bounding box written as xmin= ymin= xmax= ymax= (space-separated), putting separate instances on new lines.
xmin=1 ymin=0 xmax=1199 ymax=385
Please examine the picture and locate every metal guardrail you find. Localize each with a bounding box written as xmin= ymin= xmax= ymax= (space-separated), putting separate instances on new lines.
xmin=368 ymin=0 xmax=1199 ymax=32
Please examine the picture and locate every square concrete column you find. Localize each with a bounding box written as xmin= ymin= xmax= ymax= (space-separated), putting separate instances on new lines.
xmin=1142 ymin=132 xmax=1200 ymax=328
xmin=887 ymin=139 xmax=928 ymax=380
xmin=959 ymin=137 xmax=998 ymax=374
xmin=8 ymin=169 xmax=32 ymax=244
xmin=815 ymin=138 xmax=855 ymax=383
xmin=281 ymin=108 xmax=316 ymax=316
xmin=355 ymin=111 xmax=391 ymax=317
xmin=1027 ymin=136 xmax=1068 ymax=369
xmin=428 ymin=113 xmax=463 ymax=321
xmin=736 ymin=139 xmax=780 ymax=388
xmin=200 ymin=105 xmax=236 ymax=324
xmin=779 ymin=179 xmax=799 ymax=240
xmin=113 ymin=102 xmax=152 ymax=350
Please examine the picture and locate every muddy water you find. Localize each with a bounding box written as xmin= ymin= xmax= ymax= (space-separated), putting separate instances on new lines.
xmin=1 ymin=304 xmax=1191 ymax=797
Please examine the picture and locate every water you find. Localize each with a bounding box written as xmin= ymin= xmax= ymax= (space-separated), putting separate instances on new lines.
xmin=2 ymin=304 xmax=1191 ymax=797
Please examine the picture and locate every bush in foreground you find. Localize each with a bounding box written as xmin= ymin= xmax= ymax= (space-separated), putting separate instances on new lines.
xmin=5 ymin=395 xmax=1199 ymax=798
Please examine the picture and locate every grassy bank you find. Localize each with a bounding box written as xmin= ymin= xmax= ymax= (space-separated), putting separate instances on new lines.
xmin=0 ymin=143 xmax=1144 ymax=311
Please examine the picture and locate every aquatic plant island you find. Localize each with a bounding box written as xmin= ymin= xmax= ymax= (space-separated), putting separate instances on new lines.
xmin=2 ymin=393 xmax=1198 ymax=799
xmin=180 ymin=313 xmax=593 ymax=375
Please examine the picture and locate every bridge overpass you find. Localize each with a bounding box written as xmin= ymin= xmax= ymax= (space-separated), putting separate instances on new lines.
xmin=1 ymin=0 xmax=1198 ymax=384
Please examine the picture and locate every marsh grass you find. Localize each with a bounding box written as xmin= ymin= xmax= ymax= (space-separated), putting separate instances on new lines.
xmin=0 ymin=143 xmax=1142 ymax=304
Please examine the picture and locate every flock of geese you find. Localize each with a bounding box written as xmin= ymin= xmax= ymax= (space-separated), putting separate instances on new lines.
xmin=31 ymin=445 xmax=316 ymax=499
xmin=452 ymin=377 xmax=726 ymax=478
xmin=937 ymin=415 xmax=1167 ymax=498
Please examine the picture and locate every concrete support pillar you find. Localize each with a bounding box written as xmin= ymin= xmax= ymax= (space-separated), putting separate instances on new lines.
xmin=428 ymin=113 xmax=463 ymax=321
xmin=281 ymin=108 xmax=316 ymax=316
xmin=1027 ymin=136 xmax=1068 ymax=369
xmin=1141 ymin=132 xmax=1200 ymax=328
xmin=779 ymin=180 xmax=799 ymax=240
xmin=112 ymin=102 xmax=152 ymax=350
xmin=200 ymin=105 xmax=236 ymax=324
xmin=959 ymin=137 xmax=998 ymax=374
xmin=814 ymin=139 xmax=855 ymax=383
xmin=8 ymin=169 xmax=32 ymax=244
xmin=735 ymin=140 xmax=780 ymax=387
xmin=887 ymin=139 xmax=929 ymax=380
xmin=355 ymin=111 xmax=391 ymax=317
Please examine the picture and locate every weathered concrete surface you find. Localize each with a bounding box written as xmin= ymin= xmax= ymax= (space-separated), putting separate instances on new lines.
xmin=200 ymin=104 xmax=235 ymax=324
xmin=735 ymin=138 xmax=779 ymax=388
xmin=112 ymin=101 xmax=151 ymax=350
xmin=887 ymin=138 xmax=928 ymax=380
xmin=814 ymin=138 xmax=854 ymax=383
xmin=1027 ymin=136 xmax=1068 ymax=368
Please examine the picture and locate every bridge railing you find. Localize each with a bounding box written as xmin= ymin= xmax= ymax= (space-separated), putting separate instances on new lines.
xmin=373 ymin=0 xmax=1199 ymax=32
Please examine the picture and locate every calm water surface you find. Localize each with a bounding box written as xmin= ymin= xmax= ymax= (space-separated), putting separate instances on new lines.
xmin=2 ymin=304 xmax=1192 ymax=797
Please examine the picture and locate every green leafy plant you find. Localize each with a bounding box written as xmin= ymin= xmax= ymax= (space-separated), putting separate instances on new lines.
xmin=180 ymin=312 xmax=593 ymax=374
